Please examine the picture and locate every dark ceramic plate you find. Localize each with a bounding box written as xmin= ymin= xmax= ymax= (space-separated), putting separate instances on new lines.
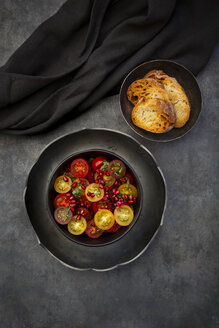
xmin=24 ymin=129 xmax=166 ymax=271
xmin=120 ymin=59 xmax=202 ymax=142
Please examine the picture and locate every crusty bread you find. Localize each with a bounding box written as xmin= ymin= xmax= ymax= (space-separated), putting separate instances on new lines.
xmin=127 ymin=78 xmax=170 ymax=105
xmin=131 ymin=98 xmax=176 ymax=133
xmin=144 ymin=70 xmax=190 ymax=128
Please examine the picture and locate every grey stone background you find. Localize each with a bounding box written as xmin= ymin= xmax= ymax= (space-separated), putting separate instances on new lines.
xmin=0 ymin=1 xmax=218 ymax=328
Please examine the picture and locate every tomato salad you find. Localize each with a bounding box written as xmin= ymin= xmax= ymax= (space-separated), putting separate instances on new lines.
xmin=53 ymin=156 xmax=138 ymax=239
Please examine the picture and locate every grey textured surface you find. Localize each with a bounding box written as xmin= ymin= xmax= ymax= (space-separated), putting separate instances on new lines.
xmin=0 ymin=1 xmax=219 ymax=328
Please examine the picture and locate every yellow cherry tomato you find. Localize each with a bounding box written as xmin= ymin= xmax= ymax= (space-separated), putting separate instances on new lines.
xmin=85 ymin=183 xmax=104 ymax=202
xmin=67 ymin=216 xmax=87 ymax=235
xmin=54 ymin=175 xmax=72 ymax=193
xmin=94 ymin=172 xmax=115 ymax=187
xmin=94 ymin=209 xmax=115 ymax=230
xmin=114 ymin=205 xmax=134 ymax=226
xmin=118 ymin=183 xmax=138 ymax=198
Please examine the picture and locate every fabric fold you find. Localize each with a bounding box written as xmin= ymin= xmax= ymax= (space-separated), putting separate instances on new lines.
xmin=0 ymin=0 xmax=218 ymax=134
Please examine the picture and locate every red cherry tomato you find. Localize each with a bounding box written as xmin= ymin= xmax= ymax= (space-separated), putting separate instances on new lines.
xmin=85 ymin=166 xmax=94 ymax=182
xmin=92 ymin=200 xmax=114 ymax=213
xmin=107 ymin=222 xmax=121 ymax=233
xmin=91 ymin=156 xmax=108 ymax=172
xmin=53 ymin=194 xmax=70 ymax=209
xmin=120 ymin=172 xmax=134 ymax=184
xmin=70 ymin=158 xmax=89 ymax=178
xmin=85 ymin=220 xmax=103 ymax=239
xmin=80 ymin=195 xmax=93 ymax=208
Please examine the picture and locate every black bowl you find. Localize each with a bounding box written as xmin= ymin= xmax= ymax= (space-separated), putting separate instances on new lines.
xmin=47 ymin=149 xmax=143 ymax=247
xmin=120 ymin=59 xmax=202 ymax=142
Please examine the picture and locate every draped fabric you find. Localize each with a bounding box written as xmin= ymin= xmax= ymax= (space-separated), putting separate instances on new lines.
xmin=0 ymin=0 xmax=218 ymax=134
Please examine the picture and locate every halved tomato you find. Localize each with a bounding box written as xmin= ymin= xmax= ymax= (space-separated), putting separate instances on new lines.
xmin=108 ymin=160 xmax=126 ymax=178
xmin=76 ymin=207 xmax=92 ymax=221
xmin=85 ymin=220 xmax=103 ymax=239
xmin=85 ymin=183 xmax=104 ymax=202
xmin=94 ymin=209 xmax=115 ymax=230
xmin=92 ymin=200 xmax=114 ymax=213
xmin=70 ymin=158 xmax=89 ymax=178
xmin=107 ymin=221 xmax=121 ymax=233
xmin=54 ymin=175 xmax=72 ymax=193
xmin=54 ymin=194 xmax=70 ymax=209
xmin=80 ymin=195 xmax=93 ymax=208
xmin=118 ymin=183 xmax=138 ymax=198
xmin=91 ymin=156 xmax=109 ymax=171
xmin=54 ymin=207 xmax=72 ymax=225
xmin=94 ymin=172 xmax=115 ymax=187
xmin=72 ymin=178 xmax=89 ymax=199
xmin=114 ymin=205 xmax=134 ymax=226
xmin=67 ymin=216 xmax=87 ymax=235
xmin=120 ymin=172 xmax=134 ymax=185
xmin=85 ymin=166 xmax=94 ymax=182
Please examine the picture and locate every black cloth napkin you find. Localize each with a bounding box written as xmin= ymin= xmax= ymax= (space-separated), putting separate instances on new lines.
xmin=0 ymin=0 xmax=218 ymax=134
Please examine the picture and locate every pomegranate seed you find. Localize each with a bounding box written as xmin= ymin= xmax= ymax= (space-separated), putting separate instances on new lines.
xmin=70 ymin=203 xmax=76 ymax=207
xmin=103 ymin=196 xmax=108 ymax=201
xmin=97 ymin=175 xmax=101 ymax=180
xmin=99 ymin=172 xmax=103 ymax=177
xmin=80 ymin=203 xmax=85 ymax=207
xmin=70 ymin=208 xmax=75 ymax=212
xmin=87 ymin=192 xmax=91 ymax=196
xmin=91 ymin=193 xmax=95 ymax=197
xmin=128 ymin=200 xmax=134 ymax=204
xmin=66 ymin=193 xmax=71 ymax=197
xmin=77 ymin=215 xmax=81 ymax=221
xmin=96 ymin=169 xmax=100 ymax=174
xmin=105 ymin=186 xmax=109 ymax=191
xmin=73 ymin=182 xmax=77 ymax=188
xmin=69 ymin=196 xmax=74 ymax=200
xmin=129 ymin=195 xmax=133 ymax=200
xmin=95 ymin=180 xmax=99 ymax=184
xmin=70 ymin=200 xmax=76 ymax=204
xmin=63 ymin=176 xmax=68 ymax=182
xmin=116 ymin=206 xmax=120 ymax=209
xmin=124 ymin=195 xmax=129 ymax=200
xmin=99 ymin=184 xmax=104 ymax=189
xmin=114 ymin=181 xmax=118 ymax=186
xmin=100 ymin=180 xmax=105 ymax=185
xmin=115 ymin=197 xmax=118 ymax=201
xmin=133 ymin=197 xmax=137 ymax=203
xmin=106 ymin=172 xmax=110 ymax=176
xmin=81 ymin=210 xmax=85 ymax=215
xmin=113 ymin=189 xmax=116 ymax=194
xmin=81 ymin=185 xmax=86 ymax=190
xmin=116 ymin=190 xmax=120 ymax=195
xmin=86 ymin=203 xmax=91 ymax=208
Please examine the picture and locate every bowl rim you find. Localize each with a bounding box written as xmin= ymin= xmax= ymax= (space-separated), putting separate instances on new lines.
xmin=120 ymin=59 xmax=202 ymax=142
xmin=46 ymin=148 xmax=143 ymax=247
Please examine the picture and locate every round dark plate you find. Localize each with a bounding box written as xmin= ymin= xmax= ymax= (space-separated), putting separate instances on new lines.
xmin=120 ymin=59 xmax=202 ymax=142
xmin=24 ymin=129 xmax=166 ymax=271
